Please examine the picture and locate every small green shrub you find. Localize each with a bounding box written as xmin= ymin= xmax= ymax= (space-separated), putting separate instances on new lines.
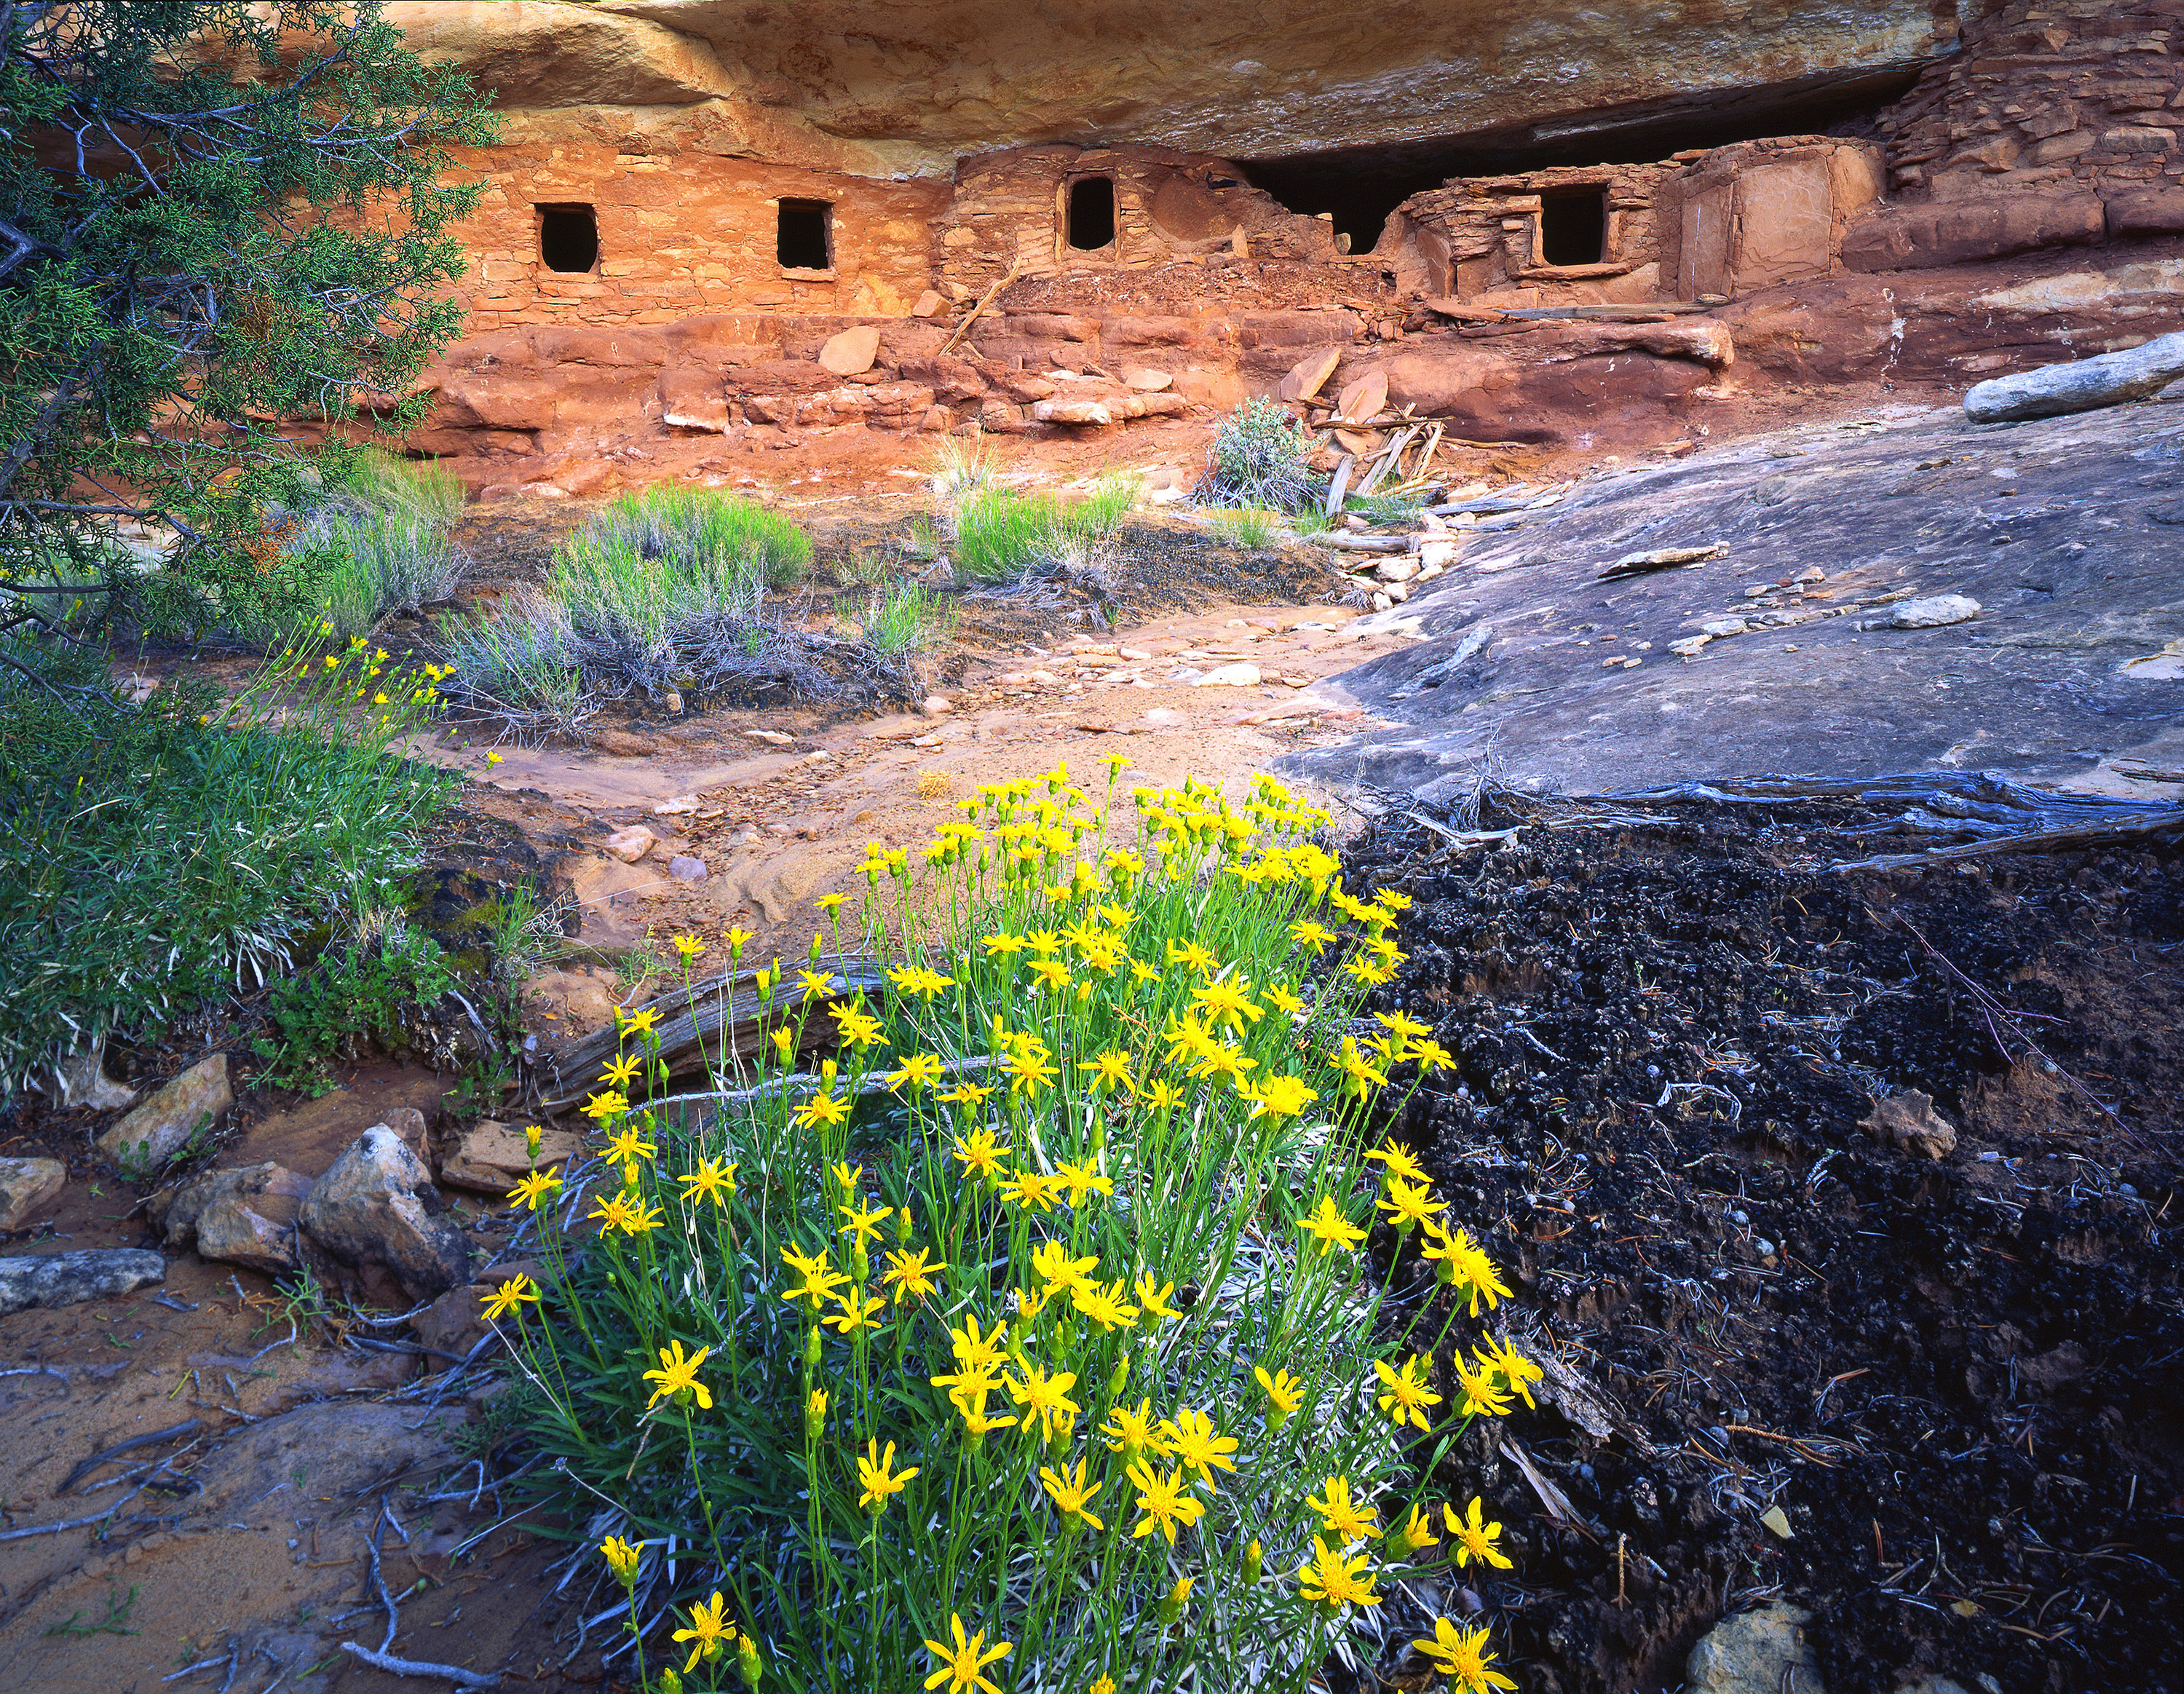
xmin=1198 ymin=397 xmax=1321 ymax=513
xmin=1206 ymin=507 xmax=1281 ymax=551
xmin=861 ymin=579 xmax=957 ymax=657
xmin=0 ymin=634 xmax=456 ymax=1094
xmin=1345 ymin=491 xmax=1425 ymax=528
xmin=1075 ymin=472 xmax=1142 ymax=539
xmin=1291 ymin=508 xmax=1333 ymax=537
xmin=583 ymin=487 xmax=811 ymax=589
xmin=927 ymin=436 xmax=1000 ymax=499
xmin=951 ymin=488 xmax=1064 ymax=582
xmin=253 ymin=919 xmax=459 ymax=1093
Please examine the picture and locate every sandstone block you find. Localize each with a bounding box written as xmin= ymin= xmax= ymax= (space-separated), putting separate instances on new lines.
xmin=197 ymin=1194 xmax=303 ymax=1275
xmin=1124 ymin=368 xmax=1174 ymax=392
xmin=301 ymin=1125 xmax=472 ymax=1299
xmin=439 ymin=1121 xmax=583 ymax=1195
xmin=97 ymin=1054 xmax=231 ymax=1171
xmin=54 ymin=1043 xmax=135 ymax=1111
xmin=1032 ymin=399 xmax=1113 ymax=427
xmin=819 ymin=325 xmax=882 ymax=375
xmin=2105 ymin=189 xmax=2184 ymax=234
xmin=1192 ymin=662 xmax=1262 ymax=687
xmin=1842 ymin=194 xmax=2105 ymax=272
xmin=0 ymin=1158 xmax=66 ymax=1232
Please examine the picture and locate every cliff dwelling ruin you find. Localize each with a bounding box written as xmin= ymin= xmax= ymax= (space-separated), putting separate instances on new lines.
xmin=380 ymin=0 xmax=2184 ymax=499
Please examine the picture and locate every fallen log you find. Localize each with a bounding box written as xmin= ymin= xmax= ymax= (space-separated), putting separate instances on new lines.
xmin=539 ymin=956 xmax=886 ymax=1109
xmin=1964 ymin=331 xmax=2184 ymax=424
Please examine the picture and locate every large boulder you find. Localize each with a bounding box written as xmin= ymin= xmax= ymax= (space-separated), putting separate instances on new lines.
xmin=95 ymin=1053 xmax=231 ymax=1171
xmin=1841 ymin=194 xmax=2105 ymax=273
xmin=300 ymin=1125 xmax=472 ymax=1299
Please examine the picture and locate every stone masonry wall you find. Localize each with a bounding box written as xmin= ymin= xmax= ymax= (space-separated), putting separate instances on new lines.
xmin=1880 ymin=0 xmax=2184 ymax=200
xmin=440 ymin=142 xmax=949 ymax=333
xmin=933 ymin=144 xmax=1345 ymax=297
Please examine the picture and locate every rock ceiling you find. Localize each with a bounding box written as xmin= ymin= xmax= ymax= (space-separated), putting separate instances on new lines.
xmin=387 ymin=1 xmax=1966 ymax=178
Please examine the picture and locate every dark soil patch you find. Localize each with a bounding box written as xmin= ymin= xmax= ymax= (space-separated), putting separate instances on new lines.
xmin=1342 ymin=793 xmax=2183 ymax=1694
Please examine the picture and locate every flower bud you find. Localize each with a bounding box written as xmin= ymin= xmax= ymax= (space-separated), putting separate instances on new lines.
xmin=1107 ymin=1354 xmax=1131 ymax=1398
xmin=1158 ymin=1575 xmax=1192 ymax=1627
xmin=1244 ymin=1539 xmax=1263 ymax=1584
xmin=660 ymin=1670 xmax=684 ymax=1694
xmin=804 ymin=1388 xmax=826 ymax=1438
xmin=737 ymin=1633 xmax=764 ymax=1689
xmin=525 ymin=1123 xmax=542 ymax=1164
xmin=896 ymin=1206 xmax=914 ymax=1243
xmin=804 ymin=1326 xmax=822 ymax=1368
xmin=808 ymin=932 xmax=824 ymax=961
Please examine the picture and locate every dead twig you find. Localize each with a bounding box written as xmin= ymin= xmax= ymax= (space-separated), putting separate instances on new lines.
xmin=336 ymin=1644 xmax=499 ymax=1688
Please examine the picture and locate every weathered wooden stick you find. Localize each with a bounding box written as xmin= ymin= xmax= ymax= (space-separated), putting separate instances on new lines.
xmin=938 ymin=260 xmax=1023 ymax=357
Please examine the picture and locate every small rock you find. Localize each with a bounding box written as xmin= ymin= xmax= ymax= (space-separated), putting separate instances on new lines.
xmin=818 ymin=325 xmax=882 ymax=376
xmin=1117 ymin=646 xmax=1152 ymax=661
xmin=764 ymin=821 xmax=794 ymax=837
xmin=920 ymin=695 xmax=952 ymax=716
xmin=1376 ymin=557 xmax=1420 ymax=583
xmin=0 ymin=1248 xmax=165 ymax=1316
xmin=1699 ymin=617 xmax=1749 ymax=638
xmin=652 ymin=794 xmax=702 ymax=815
xmin=1685 ymin=1602 xmax=1821 ymax=1694
xmin=911 ymin=290 xmax=944 ymax=318
xmin=1888 ymin=595 xmax=1981 ymax=630
xmin=1384 ymin=582 xmax=1410 ymax=603
xmin=54 ymin=1042 xmax=135 ymax=1112
xmin=1861 ymin=1090 xmax=1957 ymax=1160
xmin=300 ymin=1124 xmax=472 ymax=1299
xmin=154 ymin=1162 xmax=312 ymax=1250
xmin=96 ymin=1053 xmax=232 ymax=1171
xmin=0 ymin=1158 xmax=66 ymax=1231
xmin=668 ymin=855 xmax=709 ymax=882
xmin=1416 ymin=539 xmax=1461 ymax=571
xmin=745 ymin=729 xmax=795 ymax=746
xmin=801 ymin=749 xmax=832 ymax=764
xmin=438 ymin=1121 xmax=585 ymax=1195
xmin=1372 ymin=593 xmax=1391 ymax=611
xmin=1193 ymin=662 xmax=1262 ymax=688
xmin=1759 ymin=1505 xmax=1795 ymax=1539
xmin=1668 ymin=635 xmax=1712 ymax=657
xmin=197 ymin=1191 xmax=304 ymax=1275
xmin=1794 ymin=567 xmax=1826 ymax=585
xmin=604 ymin=826 xmax=656 ymax=863
xmin=1144 ymin=708 xmax=1186 ymax=727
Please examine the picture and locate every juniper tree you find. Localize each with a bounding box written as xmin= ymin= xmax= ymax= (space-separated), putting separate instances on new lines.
xmin=0 ymin=1 xmax=493 ymax=648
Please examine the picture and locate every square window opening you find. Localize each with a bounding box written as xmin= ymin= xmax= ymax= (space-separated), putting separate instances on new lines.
xmin=1538 ymin=189 xmax=1608 ymax=267
xmin=778 ymin=199 xmax=833 ymax=270
xmin=1066 ymin=177 xmax=1115 ymax=251
xmin=537 ymin=204 xmax=598 ymax=274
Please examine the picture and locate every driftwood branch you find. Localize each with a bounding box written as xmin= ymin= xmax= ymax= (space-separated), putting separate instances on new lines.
xmin=539 ymin=955 xmax=887 ymax=1109
xmin=938 ymin=260 xmax=1022 ymax=357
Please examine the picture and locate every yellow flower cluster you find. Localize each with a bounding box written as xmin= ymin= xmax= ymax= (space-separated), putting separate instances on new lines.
xmin=511 ymin=765 xmax=1530 ymax=1694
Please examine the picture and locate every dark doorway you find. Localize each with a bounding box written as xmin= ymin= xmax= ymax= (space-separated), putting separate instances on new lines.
xmin=1066 ymin=177 xmax=1115 ymax=251
xmin=537 ymin=204 xmax=598 ymax=273
xmin=778 ymin=199 xmax=833 ymax=269
xmin=1538 ymin=189 xmax=1608 ymax=266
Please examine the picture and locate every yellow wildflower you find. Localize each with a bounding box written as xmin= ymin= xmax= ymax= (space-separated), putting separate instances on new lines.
xmin=678 ymin=1157 xmax=737 ymax=1208
xmin=641 ymin=1339 xmax=713 ymax=1412
xmin=1134 ymin=1275 xmax=1181 ymax=1323
xmin=1053 ymin=1158 xmax=1115 ymax=1207
xmin=855 ymin=1438 xmax=918 ymax=1513
xmin=882 ymin=1246 xmax=946 ymax=1304
xmin=1366 ymin=1141 xmax=1428 ymax=1184
xmin=1414 ymin=1618 xmax=1517 ymax=1693
xmin=1444 ymin=1497 xmax=1513 ymax=1570
xmin=949 ymin=1127 xmax=1010 ymax=1179
xmin=599 ymin=1535 xmax=640 ymax=1583
xmin=922 ymin=1615 xmax=1011 ymax=1694
xmin=996 ymin=1167 xmax=1061 ymax=1214
xmin=1125 ymin=1460 xmax=1206 ymax=1545
xmin=1374 ymin=1355 xmax=1444 ymax=1431
xmin=793 ymin=1088 xmax=850 ymax=1130
xmin=1305 ymin=1474 xmax=1378 ymax=1544
xmin=823 ymin=1286 xmax=887 ymax=1336
xmin=480 ymin=1274 xmax=539 ymax=1321
xmin=1474 ymin=1333 xmax=1543 ymax=1409
xmin=1159 ymin=1406 xmax=1238 ymax=1490
xmin=1297 ymin=1537 xmax=1382 ymax=1611
xmin=1004 ymin=1361 xmax=1080 ymax=1441
xmin=507 ymin=1168 xmax=562 ymax=1211
xmin=671 ymin=1590 xmax=732 ymax=1675
xmin=1254 ymin=1364 xmax=1304 ymax=1422
xmin=1396 ymin=1502 xmax=1441 ymax=1554
xmin=1038 ymin=1457 xmax=1104 ymax=1529
xmin=1297 ymin=1195 xmax=1366 ymax=1253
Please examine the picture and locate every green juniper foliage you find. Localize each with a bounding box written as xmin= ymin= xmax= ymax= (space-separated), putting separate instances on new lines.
xmin=0 ymin=1 xmax=494 ymax=644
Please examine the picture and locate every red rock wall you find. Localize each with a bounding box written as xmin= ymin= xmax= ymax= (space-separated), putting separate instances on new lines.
xmin=1880 ymin=0 xmax=2184 ymax=200
xmin=440 ymin=142 xmax=949 ymax=333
